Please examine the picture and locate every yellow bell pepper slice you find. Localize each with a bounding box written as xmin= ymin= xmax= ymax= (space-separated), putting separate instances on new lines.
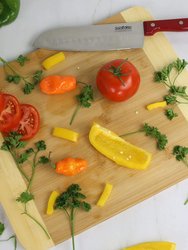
xmin=52 ymin=127 xmax=79 ymax=142
xmin=46 ymin=191 xmax=60 ymax=215
xmin=42 ymin=52 xmax=65 ymax=70
xmin=97 ymin=183 xmax=113 ymax=207
xmin=146 ymin=101 xmax=167 ymax=110
xmin=123 ymin=241 xmax=176 ymax=250
xmin=89 ymin=123 xmax=152 ymax=170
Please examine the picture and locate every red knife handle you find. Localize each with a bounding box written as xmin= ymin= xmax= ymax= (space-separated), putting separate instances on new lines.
xmin=143 ymin=18 xmax=188 ymax=36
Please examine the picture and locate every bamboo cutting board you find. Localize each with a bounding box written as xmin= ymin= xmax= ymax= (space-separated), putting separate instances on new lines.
xmin=0 ymin=6 xmax=188 ymax=250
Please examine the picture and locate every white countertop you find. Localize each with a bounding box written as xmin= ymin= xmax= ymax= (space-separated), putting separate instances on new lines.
xmin=0 ymin=0 xmax=188 ymax=249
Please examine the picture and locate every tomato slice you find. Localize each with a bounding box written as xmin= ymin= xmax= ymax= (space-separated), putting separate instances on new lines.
xmin=0 ymin=93 xmax=21 ymax=133
xmin=13 ymin=104 xmax=40 ymax=140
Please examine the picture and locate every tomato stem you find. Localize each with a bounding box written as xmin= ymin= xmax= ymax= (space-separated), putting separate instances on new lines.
xmin=108 ymin=59 xmax=131 ymax=86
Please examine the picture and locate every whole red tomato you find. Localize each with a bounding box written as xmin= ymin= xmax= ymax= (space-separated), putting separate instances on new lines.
xmin=96 ymin=59 xmax=140 ymax=102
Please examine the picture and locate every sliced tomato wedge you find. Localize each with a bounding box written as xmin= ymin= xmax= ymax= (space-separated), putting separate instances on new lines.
xmin=0 ymin=93 xmax=21 ymax=133
xmin=13 ymin=104 xmax=40 ymax=140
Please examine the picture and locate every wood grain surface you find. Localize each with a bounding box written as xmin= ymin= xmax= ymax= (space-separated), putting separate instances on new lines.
xmin=0 ymin=6 xmax=188 ymax=250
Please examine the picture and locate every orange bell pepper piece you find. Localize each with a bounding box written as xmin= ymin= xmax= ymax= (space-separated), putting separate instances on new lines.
xmin=55 ymin=158 xmax=87 ymax=176
xmin=39 ymin=75 xmax=76 ymax=95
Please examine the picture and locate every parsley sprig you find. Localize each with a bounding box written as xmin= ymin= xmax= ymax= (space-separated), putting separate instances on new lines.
xmin=69 ymin=81 xmax=94 ymax=125
xmin=153 ymin=58 xmax=188 ymax=120
xmin=155 ymin=58 xmax=188 ymax=105
xmin=16 ymin=54 xmax=30 ymax=66
xmin=165 ymin=108 xmax=178 ymax=120
xmin=0 ymin=132 xmax=51 ymax=239
xmin=0 ymin=57 xmax=43 ymax=94
xmin=120 ymin=123 xmax=168 ymax=150
xmin=173 ymin=145 xmax=188 ymax=167
xmin=55 ymin=184 xmax=91 ymax=250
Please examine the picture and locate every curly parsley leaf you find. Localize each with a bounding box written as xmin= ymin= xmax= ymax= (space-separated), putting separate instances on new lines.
xmin=120 ymin=123 xmax=168 ymax=151
xmin=0 ymin=57 xmax=43 ymax=94
xmin=164 ymin=95 xmax=177 ymax=105
xmin=0 ymin=134 xmax=52 ymax=239
xmin=35 ymin=140 xmax=47 ymax=151
xmin=6 ymin=74 xmax=21 ymax=84
xmin=16 ymin=55 xmax=30 ymax=66
xmin=69 ymin=82 xmax=94 ymax=125
xmin=165 ymin=108 xmax=178 ymax=120
xmin=173 ymin=58 xmax=188 ymax=73
xmin=16 ymin=191 xmax=34 ymax=204
xmin=154 ymin=58 xmax=188 ymax=107
xmin=143 ymin=123 xmax=168 ymax=150
xmin=55 ymin=184 xmax=91 ymax=250
xmin=173 ymin=145 xmax=188 ymax=163
xmin=1 ymin=132 xmax=26 ymax=151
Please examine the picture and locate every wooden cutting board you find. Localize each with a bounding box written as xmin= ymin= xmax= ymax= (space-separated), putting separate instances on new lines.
xmin=1 ymin=6 xmax=188 ymax=250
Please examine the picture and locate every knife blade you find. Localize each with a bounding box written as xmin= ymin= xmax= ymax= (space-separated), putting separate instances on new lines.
xmin=33 ymin=18 xmax=188 ymax=51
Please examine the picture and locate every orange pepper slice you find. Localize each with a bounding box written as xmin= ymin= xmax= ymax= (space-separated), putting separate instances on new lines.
xmin=39 ymin=75 xmax=76 ymax=95
xmin=55 ymin=158 xmax=87 ymax=176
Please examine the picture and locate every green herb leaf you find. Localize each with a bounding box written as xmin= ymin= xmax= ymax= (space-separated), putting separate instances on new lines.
xmin=16 ymin=191 xmax=34 ymax=204
xmin=70 ymin=83 xmax=94 ymax=125
xmin=1 ymin=57 xmax=43 ymax=95
xmin=173 ymin=58 xmax=188 ymax=73
xmin=173 ymin=145 xmax=188 ymax=162
xmin=170 ymin=85 xmax=187 ymax=95
xmin=154 ymin=63 xmax=173 ymax=83
xmin=55 ymin=183 xmax=91 ymax=211
xmin=154 ymin=58 xmax=188 ymax=110
xmin=33 ymin=70 xmax=43 ymax=85
xmin=35 ymin=140 xmax=46 ymax=151
xmin=16 ymin=55 xmax=29 ymax=66
xmin=23 ymin=82 xmax=35 ymax=94
xmin=38 ymin=156 xmax=50 ymax=164
xmin=6 ymin=74 xmax=21 ymax=84
xmin=143 ymin=123 xmax=168 ymax=150
xmin=55 ymin=184 xmax=91 ymax=250
xmin=0 ymin=133 xmax=52 ymax=239
xmin=165 ymin=108 xmax=178 ymax=120
xmin=164 ymin=95 xmax=177 ymax=105
xmin=77 ymin=84 xmax=94 ymax=108
xmin=0 ymin=222 xmax=5 ymax=235
xmin=1 ymin=132 xmax=26 ymax=151
xmin=17 ymin=148 xmax=34 ymax=164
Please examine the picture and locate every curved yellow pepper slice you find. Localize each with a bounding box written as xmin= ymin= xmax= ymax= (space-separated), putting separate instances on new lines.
xmin=89 ymin=123 xmax=152 ymax=170
xmin=123 ymin=241 xmax=176 ymax=250
xmin=46 ymin=191 xmax=60 ymax=215
xmin=42 ymin=52 xmax=65 ymax=70
xmin=146 ymin=101 xmax=167 ymax=110
xmin=97 ymin=183 xmax=113 ymax=207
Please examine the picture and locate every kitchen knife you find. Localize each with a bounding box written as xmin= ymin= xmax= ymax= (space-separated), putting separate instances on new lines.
xmin=33 ymin=18 xmax=188 ymax=51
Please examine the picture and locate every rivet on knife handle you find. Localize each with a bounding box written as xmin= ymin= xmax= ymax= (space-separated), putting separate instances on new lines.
xmin=144 ymin=18 xmax=188 ymax=36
